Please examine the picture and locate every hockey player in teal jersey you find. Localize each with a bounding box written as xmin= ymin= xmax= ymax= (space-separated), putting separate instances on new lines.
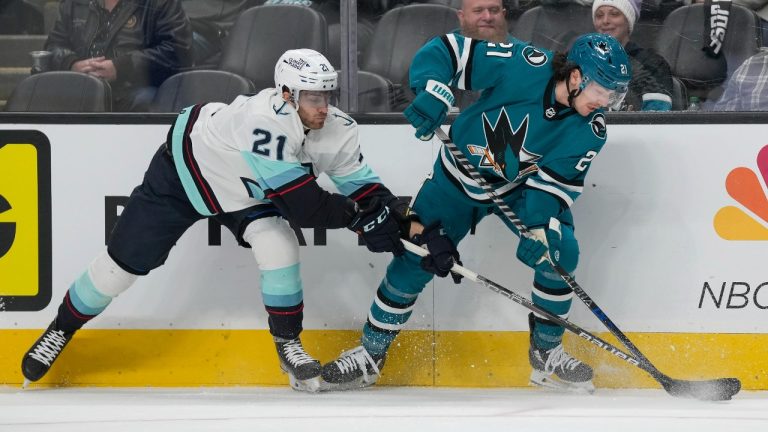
xmin=321 ymin=33 xmax=632 ymax=392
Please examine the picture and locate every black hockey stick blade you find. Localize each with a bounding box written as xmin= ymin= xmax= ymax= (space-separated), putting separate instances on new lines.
xmin=661 ymin=376 xmax=741 ymax=401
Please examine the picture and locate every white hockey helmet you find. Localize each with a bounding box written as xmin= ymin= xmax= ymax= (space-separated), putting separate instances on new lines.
xmin=274 ymin=48 xmax=337 ymax=103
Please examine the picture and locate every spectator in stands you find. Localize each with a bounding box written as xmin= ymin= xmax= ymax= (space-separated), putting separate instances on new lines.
xmin=457 ymin=0 xmax=510 ymax=43
xmin=592 ymin=0 xmax=674 ymax=111
xmin=45 ymin=0 xmax=192 ymax=112
xmin=711 ymin=48 xmax=768 ymax=111
xmin=452 ymin=0 xmax=521 ymax=109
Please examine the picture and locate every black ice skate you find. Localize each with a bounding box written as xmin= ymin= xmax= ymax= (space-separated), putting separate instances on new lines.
xmin=529 ymin=342 xmax=595 ymax=393
xmin=274 ymin=336 xmax=322 ymax=392
xmin=320 ymin=346 xmax=385 ymax=391
xmin=21 ymin=320 xmax=75 ymax=387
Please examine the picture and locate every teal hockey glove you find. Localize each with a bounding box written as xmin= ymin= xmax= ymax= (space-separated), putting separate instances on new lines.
xmin=404 ymin=80 xmax=454 ymax=141
xmin=516 ymin=218 xmax=562 ymax=271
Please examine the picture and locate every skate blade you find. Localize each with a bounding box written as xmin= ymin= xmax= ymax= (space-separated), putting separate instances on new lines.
xmin=287 ymin=374 xmax=322 ymax=393
xmin=530 ymin=370 xmax=595 ymax=394
xmin=318 ymin=376 xmax=379 ymax=392
xmin=22 ymin=379 xmax=31 ymax=389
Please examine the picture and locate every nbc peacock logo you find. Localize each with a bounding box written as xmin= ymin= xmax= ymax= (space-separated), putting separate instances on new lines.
xmin=714 ymin=145 xmax=768 ymax=240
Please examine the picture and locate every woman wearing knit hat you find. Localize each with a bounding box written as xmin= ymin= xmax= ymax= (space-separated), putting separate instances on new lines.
xmin=593 ymin=0 xmax=675 ymax=111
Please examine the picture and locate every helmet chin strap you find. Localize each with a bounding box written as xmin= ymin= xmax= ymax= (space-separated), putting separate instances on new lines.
xmin=566 ymin=79 xmax=581 ymax=108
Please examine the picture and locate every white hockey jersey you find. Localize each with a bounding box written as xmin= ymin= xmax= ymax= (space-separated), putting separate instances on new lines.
xmin=168 ymin=88 xmax=382 ymax=216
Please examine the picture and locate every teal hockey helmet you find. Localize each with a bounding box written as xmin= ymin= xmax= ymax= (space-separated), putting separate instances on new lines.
xmin=567 ymin=33 xmax=631 ymax=109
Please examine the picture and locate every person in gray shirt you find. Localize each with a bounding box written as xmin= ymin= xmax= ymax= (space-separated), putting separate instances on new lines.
xmin=712 ymin=48 xmax=768 ymax=111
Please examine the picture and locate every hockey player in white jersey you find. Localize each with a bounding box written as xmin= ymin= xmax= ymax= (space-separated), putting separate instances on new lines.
xmin=20 ymin=48 xmax=460 ymax=392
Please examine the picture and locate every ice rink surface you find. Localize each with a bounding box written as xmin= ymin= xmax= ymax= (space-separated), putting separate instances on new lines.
xmin=1 ymin=386 xmax=767 ymax=432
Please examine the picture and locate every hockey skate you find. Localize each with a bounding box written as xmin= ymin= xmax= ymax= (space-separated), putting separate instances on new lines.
xmin=274 ymin=337 xmax=322 ymax=393
xmin=21 ymin=320 xmax=75 ymax=387
xmin=529 ymin=342 xmax=595 ymax=393
xmin=320 ymin=345 xmax=385 ymax=391
xmin=527 ymin=312 xmax=594 ymax=393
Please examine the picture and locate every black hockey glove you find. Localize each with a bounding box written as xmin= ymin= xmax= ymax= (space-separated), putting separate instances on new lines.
xmin=411 ymin=222 xmax=462 ymax=284
xmin=348 ymin=197 xmax=405 ymax=256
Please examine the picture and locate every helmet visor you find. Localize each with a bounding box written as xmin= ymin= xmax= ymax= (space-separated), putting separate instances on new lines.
xmin=581 ymin=81 xmax=628 ymax=111
xmin=298 ymin=90 xmax=331 ymax=108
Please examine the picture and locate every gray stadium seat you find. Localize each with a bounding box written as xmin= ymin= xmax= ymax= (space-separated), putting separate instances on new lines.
xmin=218 ymin=5 xmax=328 ymax=91
xmin=670 ymin=75 xmax=687 ymax=111
xmin=361 ymin=4 xmax=459 ymax=109
xmin=337 ymin=70 xmax=395 ymax=113
xmin=149 ymin=70 xmax=254 ymax=113
xmin=511 ymin=3 xmax=594 ymax=52
xmin=655 ymin=3 xmax=762 ymax=102
xmin=5 ymin=71 xmax=111 ymax=112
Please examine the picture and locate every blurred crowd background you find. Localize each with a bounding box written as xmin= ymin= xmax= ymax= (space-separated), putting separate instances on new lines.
xmin=0 ymin=0 xmax=765 ymax=113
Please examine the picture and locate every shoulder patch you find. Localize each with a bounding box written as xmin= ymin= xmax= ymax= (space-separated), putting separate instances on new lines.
xmin=331 ymin=112 xmax=355 ymax=127
xmin=590 ymin=113 xmax=607 ymax=139
xmin=522 ymin=46 xmax=548 ymax=67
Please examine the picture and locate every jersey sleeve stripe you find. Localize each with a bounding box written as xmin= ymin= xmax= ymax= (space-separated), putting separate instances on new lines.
xmin=329 ymin=165 xmax=383 ymax=196
xmin=348 ymin=183 xmax=381 ymax=202
xmin=172 ymin=104 xmax=222 ymax=216
xmin=525 ymin=177 xmax=575 ymax=207
xmin=462 ymin=39 xmax=479 ymax=91
xmin=456 ymin=36 xmax=474 ymax=90
xmin=265 ymin=174 xmax=317 ymax=198
xmin=440 ymin=34 xmax=459 ymax=81
xmin=538 ymin=167 xmax=584 ymax=192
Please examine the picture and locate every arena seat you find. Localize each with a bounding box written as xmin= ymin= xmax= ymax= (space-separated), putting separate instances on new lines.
xmin=218 ymin=4 xmax=328 ymax=91
xmin=670 ymin=75 xmax=687 ymax=111
xmin=337 ymin=70 xmax=395 ymax=113
xmin=511 ymin=3 xmax=594 ymax=52
xmin=5 ymin=71 xmax=111 ymax=112
xmin=150 ymin=70 xmax=254 ymax=113
xmin=654 ymin=3 xmax=762 ymax=101
xmin=360 ymin=4 xmax=459 ymax=109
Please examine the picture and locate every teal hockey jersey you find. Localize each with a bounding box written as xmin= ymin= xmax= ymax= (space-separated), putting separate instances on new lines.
xmin=410 ymin=32 xmax=609 ymax=227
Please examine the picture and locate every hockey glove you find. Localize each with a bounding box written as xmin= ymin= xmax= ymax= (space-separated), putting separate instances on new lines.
xmin=404 ymin=80 xmax=454 ymax=141
xmin=516 ymin=218 xmax=562 ymax=272
xmin=411 ymin=222 xmax=462 ymax=284
xmin=348 ymin=197 xmax=405 ymax=256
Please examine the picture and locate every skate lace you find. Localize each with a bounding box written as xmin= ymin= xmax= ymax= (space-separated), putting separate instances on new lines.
xmin=332 ymin=346 xmax=380 ymax=381
xmin=543 ymin=344 xmax=582 ymax=374
xmin=29 ymin=330 xmax=68 ymax=366
xmin=281 ymin=339 xmax=316 ymax=367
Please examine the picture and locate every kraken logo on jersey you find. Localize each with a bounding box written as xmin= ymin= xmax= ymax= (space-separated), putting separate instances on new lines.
xmin=522 ymin=46 xmax=548 ymax=67
xmin=468 ymin=108 xmax=541 ymax=182
xmin=332 ymin=113 xmax=354 ymax=126
xmin=590 ymin=113 xmax=607 ymax=139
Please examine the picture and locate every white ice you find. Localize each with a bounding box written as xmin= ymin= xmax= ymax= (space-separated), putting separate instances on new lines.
xmin=1 ymin=386 xmax=766 ymax=432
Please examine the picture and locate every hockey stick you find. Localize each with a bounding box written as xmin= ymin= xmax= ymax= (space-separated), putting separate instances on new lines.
xmin=402 ymin=239 xmax=738 ymax=401
xmin=430 ymin=127 xmax=740 ymax=401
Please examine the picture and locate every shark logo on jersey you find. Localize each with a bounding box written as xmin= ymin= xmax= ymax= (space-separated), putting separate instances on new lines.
xmin=590 ymin=113 xmax=607 ymax=139
xmin=467 ymin=109 xmax=540 ymax=182
xmin=522 ymin=46 xmax=547 ymax=67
